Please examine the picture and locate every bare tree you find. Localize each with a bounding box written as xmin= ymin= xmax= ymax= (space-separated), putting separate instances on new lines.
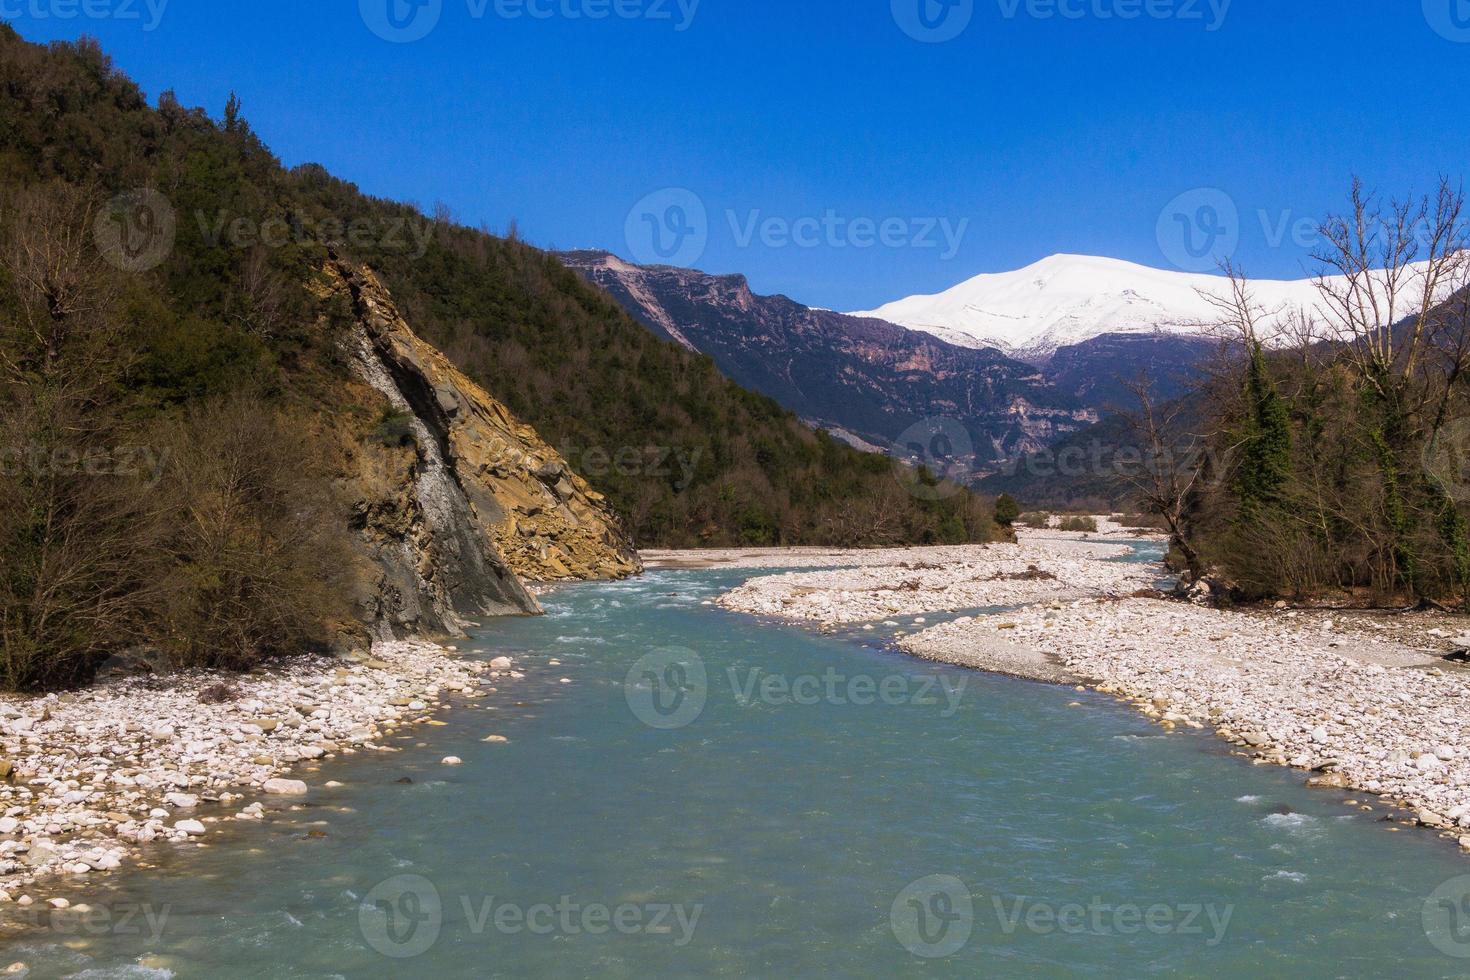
xmin=1118 ymin=375 xmax=1208 ymax=575
xmin=1202 ymin=258 xmax=1279 ymax=351
xmin=0 ymin=182 xmax=119 ymax=379
xmin=1311 ymin=177 xmax=1468 ymax=391
xmin=229 ymin=246 xmax=289 ymax=339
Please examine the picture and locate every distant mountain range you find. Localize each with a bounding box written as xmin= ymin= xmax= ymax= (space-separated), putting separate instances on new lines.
xmin=852 ymin=253 xmax=1433 ymax=360
xmin=558 ymin=251 xmax=1211 ymax=479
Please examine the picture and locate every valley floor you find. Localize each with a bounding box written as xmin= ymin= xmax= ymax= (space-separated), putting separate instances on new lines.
xmin=653 ymin=530 xmax=1470 ymax=850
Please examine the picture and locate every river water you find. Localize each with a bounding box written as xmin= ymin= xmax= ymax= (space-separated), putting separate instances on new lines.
xmin=9 ymin=555 xmax=1470 ymax=977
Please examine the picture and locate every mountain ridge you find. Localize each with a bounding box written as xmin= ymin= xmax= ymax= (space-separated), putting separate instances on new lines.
xmin=558 ymin=249 xmax=1099 ymax=470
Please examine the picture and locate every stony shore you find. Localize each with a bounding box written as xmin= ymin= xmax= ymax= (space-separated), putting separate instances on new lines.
xmin=699 ymin=530 xmax=1470 ymax=846
xmin=902 ymin=600 xmax=1470 ymax=843
xmin=0 ymin=640 xmax=516 ymax=911
xmin=708 ymin=535 xmax=1160 ymax=625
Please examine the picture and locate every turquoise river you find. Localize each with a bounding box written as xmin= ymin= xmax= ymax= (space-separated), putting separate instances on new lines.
xmin=9 ymin=549 xmax=1470 ymax=977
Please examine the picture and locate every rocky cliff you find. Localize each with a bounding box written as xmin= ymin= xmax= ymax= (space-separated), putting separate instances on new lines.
xmin=321 ymin=258 xmax=641 ymax=640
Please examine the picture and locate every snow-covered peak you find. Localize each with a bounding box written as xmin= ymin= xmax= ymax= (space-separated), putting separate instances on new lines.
xmin=850 ymin=254 xmax=1347 ymax=357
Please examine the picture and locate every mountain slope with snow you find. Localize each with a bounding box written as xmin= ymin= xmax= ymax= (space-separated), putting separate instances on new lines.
xmin=851 ymin=253 xmax=1424 ymax=358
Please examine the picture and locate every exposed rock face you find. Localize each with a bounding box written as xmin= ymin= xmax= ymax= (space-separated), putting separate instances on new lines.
xmin=557 ymin=250 xmax=1096 ymax=471
xmin=323 ymin=258 xmax=641 ymax=639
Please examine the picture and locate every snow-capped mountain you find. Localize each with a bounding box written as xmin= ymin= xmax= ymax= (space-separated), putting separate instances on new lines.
xmin=851 ymin=253 xmax=1336 ymax=358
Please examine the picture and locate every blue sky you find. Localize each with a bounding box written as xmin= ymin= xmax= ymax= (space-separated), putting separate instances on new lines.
xmin=6 ymin=1 xmax=1469 ymax=309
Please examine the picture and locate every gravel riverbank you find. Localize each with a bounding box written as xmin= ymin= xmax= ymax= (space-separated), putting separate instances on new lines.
xmin=710 ymin=536 xmax=1160 ymax=625
xmin=0 ymin=640 xmax=517 ymax=911
xmin=902 ymin=599 xmax=1470 ymax=843
xmin=701 ymin=532 xmax=1470 ymax=846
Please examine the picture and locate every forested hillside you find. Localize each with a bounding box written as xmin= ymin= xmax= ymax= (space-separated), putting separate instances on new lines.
xmin=0 ymin=28 xmax=1000 ymax=687
xmin=0 ymin=26 xmax=996 ymax=550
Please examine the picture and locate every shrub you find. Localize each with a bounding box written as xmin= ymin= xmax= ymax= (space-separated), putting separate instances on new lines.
xmin=150 ymin=392 xmax=350 ymax=670
xmin=370 ymin=407 xmax=417 ymax=447
xmin=198 ymin=681 xmax=242 ymax=704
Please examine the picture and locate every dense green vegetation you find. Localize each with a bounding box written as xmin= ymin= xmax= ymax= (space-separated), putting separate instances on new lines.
xmin=0 ymin=29 xmax=996 ymax=687
xmin=1116 ymin=184 xmax=1470 ymax=607
xmin=994 ymin=494 xmax=1020 ymax=528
